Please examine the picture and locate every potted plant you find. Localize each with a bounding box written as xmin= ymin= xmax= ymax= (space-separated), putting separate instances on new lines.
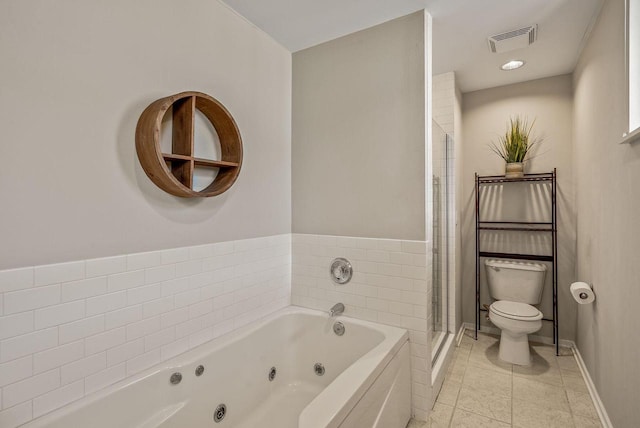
xmin=489 ymin=116 xmax=542 ymax=178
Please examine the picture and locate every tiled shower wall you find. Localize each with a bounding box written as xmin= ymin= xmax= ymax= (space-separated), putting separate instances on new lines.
xmin=290 ymin=234 xmax=431 ymax=420
xmin=433 ymin=71 xmax=461 ymax=334
xmin=433 ymin=72 xmax=455 ymax=136
xmin=0 ymin=235 xmax=290 ymax=427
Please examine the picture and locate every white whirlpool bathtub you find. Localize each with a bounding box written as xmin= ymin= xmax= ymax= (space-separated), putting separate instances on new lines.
xmin=23 ymin=307 xmax=411 ymax=428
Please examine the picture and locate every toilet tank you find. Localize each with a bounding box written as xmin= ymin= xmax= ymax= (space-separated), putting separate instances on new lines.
xmin=484 ymin=259 xmax=547 ymax=304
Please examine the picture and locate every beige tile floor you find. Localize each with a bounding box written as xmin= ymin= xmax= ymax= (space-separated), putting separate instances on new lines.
xmin=407 ymin=331 xmax=602 ymax=428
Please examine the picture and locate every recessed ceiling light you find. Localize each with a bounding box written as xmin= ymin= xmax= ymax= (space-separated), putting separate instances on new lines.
xmin=500 ymin=60 xmax=525 ymax=71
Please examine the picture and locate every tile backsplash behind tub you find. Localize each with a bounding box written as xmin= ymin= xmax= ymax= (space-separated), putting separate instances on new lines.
xmin=0 ymin=234 xmax=290 ymax=427
xmin=290 ymin=233 xmax=431 ymax=420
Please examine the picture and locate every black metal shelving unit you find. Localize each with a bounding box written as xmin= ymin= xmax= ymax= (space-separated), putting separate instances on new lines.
xmin=474 ymin=169 xmax=559 ymax=355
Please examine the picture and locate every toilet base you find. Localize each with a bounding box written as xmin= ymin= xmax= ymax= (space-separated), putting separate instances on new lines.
xmin=498 ymin=330 xmax=532 ymax=366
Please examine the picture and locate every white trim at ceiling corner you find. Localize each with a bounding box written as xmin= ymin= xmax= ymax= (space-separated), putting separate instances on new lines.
xmin=574 ymin=0 xmax=606 ymax=68
xmin=569 ymin=342 xmax=614 ymax=428
xmin=214 ymin=0 xmax=292 ymax=53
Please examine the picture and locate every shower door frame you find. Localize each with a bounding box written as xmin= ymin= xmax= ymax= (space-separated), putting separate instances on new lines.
xmin=431 ymin=132 xmax=452 ymax=365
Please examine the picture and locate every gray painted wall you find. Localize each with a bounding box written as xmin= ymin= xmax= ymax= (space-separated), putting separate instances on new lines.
xmin=573 ymin=0 xmax=640 ymax=425
xmin=461 ymin=75 xmax=577 ymax=341
xmin=0 ymin=0 xmax=292 ymax=270
xmin=292 ymin=12 xmax=426 ymax=241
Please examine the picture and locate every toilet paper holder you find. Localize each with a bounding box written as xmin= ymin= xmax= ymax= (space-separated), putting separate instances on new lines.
xmin=570 ymin=281 xmax=595 ymax=304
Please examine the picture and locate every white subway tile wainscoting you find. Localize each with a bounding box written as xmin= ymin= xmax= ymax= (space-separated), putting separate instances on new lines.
xmin=290 ymin=233 xmax=431 ymax=420
xmin=0 ymin=234 xmax=290 ymax=427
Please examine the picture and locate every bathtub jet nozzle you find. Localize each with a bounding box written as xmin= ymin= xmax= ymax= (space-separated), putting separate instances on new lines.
xmin=169 ymin=372 xmax=182 ymax=385
xmin=314 ymin=363 xmax=325 ymax=376
xmin=213 ymin=404 xmax=227 ymax=423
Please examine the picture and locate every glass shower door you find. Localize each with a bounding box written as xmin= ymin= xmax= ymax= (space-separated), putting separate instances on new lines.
xmin=431 ymin=120 xmax=451 ymax=364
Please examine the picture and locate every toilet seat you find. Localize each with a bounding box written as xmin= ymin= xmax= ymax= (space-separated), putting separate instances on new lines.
xmin=490 ymin=301 xmax=542 ymax=321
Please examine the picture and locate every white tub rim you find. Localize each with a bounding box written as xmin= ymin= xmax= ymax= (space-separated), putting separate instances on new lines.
xmin=300 ymin=318 xmax=409 ymax=427
xmin=23 ymin=305 xmax=409 ymax=428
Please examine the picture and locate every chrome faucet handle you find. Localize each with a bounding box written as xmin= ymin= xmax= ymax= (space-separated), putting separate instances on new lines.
xmin=330 ymin=259 xmax=352 ymax=284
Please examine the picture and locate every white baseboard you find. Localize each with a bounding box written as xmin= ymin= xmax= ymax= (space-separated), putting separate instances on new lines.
xmin=462 ymin=322 xmax=612 ymax=427
xmin=462 ymin=322 xmax=574 ymax=348
xmin=455 ymin=323 xmax=465 ymax=346
xmin=570 ymin=342 xmax=614 ymax=428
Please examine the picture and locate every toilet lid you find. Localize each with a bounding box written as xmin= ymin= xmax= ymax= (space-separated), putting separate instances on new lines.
xmin=490 ymin=301 xmax=542 ymax=320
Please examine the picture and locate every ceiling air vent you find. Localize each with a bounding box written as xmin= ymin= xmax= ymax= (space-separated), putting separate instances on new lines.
xmin=488 ymin=25 xmax=537 ymax=53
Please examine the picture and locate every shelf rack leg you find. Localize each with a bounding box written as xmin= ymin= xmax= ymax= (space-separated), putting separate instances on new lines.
xmin=552 ymin=168 xmax=559 ymax=355
xmin=475 ymin=173 xmax=480 ymax=340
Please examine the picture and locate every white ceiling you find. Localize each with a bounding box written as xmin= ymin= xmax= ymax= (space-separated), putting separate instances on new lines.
xmin=221 ymin=0 xmax=603 ymax=92
xmin=430 ymin=0 xmax=603 ymax=92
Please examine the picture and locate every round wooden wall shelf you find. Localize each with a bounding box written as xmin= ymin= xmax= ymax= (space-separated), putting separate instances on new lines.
xmin=135 ymin=91 xmax=243 ymax=198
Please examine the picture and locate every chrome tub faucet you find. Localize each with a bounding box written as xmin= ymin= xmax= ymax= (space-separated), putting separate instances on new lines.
xmin=329 ymin=303 xmax=345 ymax=317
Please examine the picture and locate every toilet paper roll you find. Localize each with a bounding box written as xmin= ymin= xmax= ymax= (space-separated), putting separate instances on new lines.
xmin=570 ymin=281 xmax=595 ymax=304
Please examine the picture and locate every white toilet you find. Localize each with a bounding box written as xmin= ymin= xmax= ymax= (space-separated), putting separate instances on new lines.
xmin=485 ymin=259 xmax=547 ymax=366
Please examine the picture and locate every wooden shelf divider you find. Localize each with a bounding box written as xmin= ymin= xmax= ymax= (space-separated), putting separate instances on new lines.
xmin=162 ymin=153 xmax=192 ymax=162
xmin=193 ymin=158 xmax=239 ymax=168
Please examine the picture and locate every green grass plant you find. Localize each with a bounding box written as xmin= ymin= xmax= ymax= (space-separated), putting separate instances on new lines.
xmin=489 ymin=116 xmax=541 ymax=163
